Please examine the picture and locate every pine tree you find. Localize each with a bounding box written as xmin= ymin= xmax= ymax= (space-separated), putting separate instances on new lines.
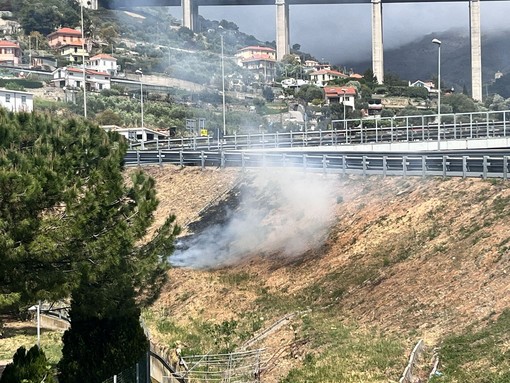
xmin=0 ymin=110 xmax=179 ymax=302
xmin=58 ymin=266 xmax=149 ymax=383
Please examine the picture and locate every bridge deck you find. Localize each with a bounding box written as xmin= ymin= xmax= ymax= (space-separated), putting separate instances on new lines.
xmin=101 ymin=0 xmax=504 ymax=8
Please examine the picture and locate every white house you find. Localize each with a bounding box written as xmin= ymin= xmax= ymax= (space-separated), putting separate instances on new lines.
xmin=309 ymin=69 xmax=348 ymax=87
xmin=0 ymin=88 xmax=33 ymax=112
xmin=409 ymin=80 xmax=435 ymax=92
xmin=324 ymin=86 xmax=357 ymax=109
xmin=88 ymin=53 xmax=118 ymax=76
xmin=102 ymin=126 xmax=169 ymax=143
xmin=52 ymin=67 xmax=111 ymax=91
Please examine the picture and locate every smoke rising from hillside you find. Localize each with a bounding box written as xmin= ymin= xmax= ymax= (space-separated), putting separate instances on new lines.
xmin=170 ymin=170 xmax=337 ymax=268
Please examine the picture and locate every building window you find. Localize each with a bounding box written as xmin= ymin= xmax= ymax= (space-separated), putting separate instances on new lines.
xmin=21 ymin=96 xmax=26 ymax=104
xmin=5 ymin=94 xmax=10 ymax=103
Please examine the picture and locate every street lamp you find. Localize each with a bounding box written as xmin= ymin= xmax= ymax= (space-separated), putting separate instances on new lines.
xmin=81 ymin=2 xmax=87 ymax=118
xmin=432 ymin=38 xmax=441 ymax=148
xmin=341 ymin=88 xmax=347 ymax=130
xmin=220 ymin=34 xmax=226 ymax=137
xmin=135 ymin=68 xmax=144 ymax=129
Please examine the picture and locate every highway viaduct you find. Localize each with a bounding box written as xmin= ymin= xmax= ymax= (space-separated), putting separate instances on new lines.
xmin=91 ymin=0 xmax=506 ymax=101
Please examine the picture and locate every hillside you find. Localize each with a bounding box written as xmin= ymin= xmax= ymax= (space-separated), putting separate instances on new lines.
xmin=139 ymin=166 xmax=510 ymax=382
xmin=346 ymin=28 xmax=510 ymax=93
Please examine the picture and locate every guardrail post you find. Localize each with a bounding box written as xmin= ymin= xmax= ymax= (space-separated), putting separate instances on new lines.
xmin=422 ymin=156 xmax=426 ymax=178
xmin=158 ymin=150 xmax=162 ymax=166
xmin=486 ymin=112 xmax=490 ymax=137
xmin=442 ymin=156 xmax=447 ymax=178
xmin=342 ymin=154 xmax=346 ymax=177
xmin=390 ymin=120 xmax=394 ymax=143
xmin=241 ymin=152 xmax=246 ymax=171
xmin=454 ymin=114 xmax=457 ymax=139
xmin=261 ymin=131 xmax=265 ymax=149
xmin=403 ymin=155 xmax=407 ymax=178
xmin=201 ymin=151 xmax=205 ymax=170
xmin=221 ymin=150 xmax=225 ymax=168
xmin=504 ymin=156 xmax=508 ymax=180
xmin=319 ymin=130 xmax=323 ymax=146
xmin=290 ymin=131 xmax=294 ymax=148
xmin=483 ymin=156 xmax=488 ymax=179
xmin=137 ymin=150 xmax=141 ymax=166
xmin=504 ymin=113 xmax=507 ymax=137
xmin=462 ymin=156 xmax=467 ymax=178
xmin=282 ymin=153 xmax=286 ymax=167
xmin=179 ymin=151 xmax=184 ymax=167
xmin=383 ymin=156 xmax=387 ymax=177
xmin=470 ymin=114 xmax=473 ymax=138
xmin=322 ymin=154 xmax=327 ymax=174
xmin=276 ymin=131 xmax=280 ymax=148
xmin=303 ymin=154 xmax=307 ymax=171
xmin=362 ymin=155 xmax=367 ymax=176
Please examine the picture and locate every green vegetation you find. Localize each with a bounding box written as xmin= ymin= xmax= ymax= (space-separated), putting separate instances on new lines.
xmin=0 ymin=109 xmax=180 ymax=380
xmin=282 ymin=314 xmax=405 ymax=383
xmin=0 ymin=345 xmax=56 ymax=383
xmin=431 ymin=310 xmax=510 ymax=383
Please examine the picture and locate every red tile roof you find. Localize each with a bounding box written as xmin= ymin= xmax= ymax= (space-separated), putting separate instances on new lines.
xmin=66 ymin=67 xmax=110 ymax=76
xmin=324 ymin=86 xmax=357 ymax=97
xmin=48 ymin=27 xmax=82 ymax=37
xmin=89 ymin=53 xmax=116 ymax=61
xmin=0 ymin=40 xmax=20 ymax=48
xmin=311 ymin=69 xmax=348 ymax=77
xmin=239 ymin=46 xmax=275 ymax=53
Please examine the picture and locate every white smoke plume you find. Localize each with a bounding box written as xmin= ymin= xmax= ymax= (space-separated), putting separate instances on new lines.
xmin=170 ymin=170 xmax=338 ymax=268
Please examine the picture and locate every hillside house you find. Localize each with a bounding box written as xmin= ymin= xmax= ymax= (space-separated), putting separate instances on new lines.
xmin=88 ymin=53 xmax=118 ymax=76
xmin=47 ymin=27 xmax=83 ymax=49
xmin=52 ymin=67 xmax=111 ymax=91
xmin=324 ymin=86 xmax=357 ymax=110
xmin=236 ymin=46 xmax=276 ymax=84
xmin=58 ymin=42 xmax=89 ymax=63
xmin=409 ymin=80 xmax=435 ymax=92
xmin=0 ymin=88 xmax=33 ymax=112
xmin=310 ymin=69 xmax=348 ymax=87
xmin=0 ymin=40 xmax=21 ymax=65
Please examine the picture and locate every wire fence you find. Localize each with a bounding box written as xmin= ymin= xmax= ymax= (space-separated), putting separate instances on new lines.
xmin=101 ymin=354 xmax=149 ymax=383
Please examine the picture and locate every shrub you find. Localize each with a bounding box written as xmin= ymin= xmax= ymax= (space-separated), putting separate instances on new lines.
xmin=0 ymin=345 xmax=56 ymax=383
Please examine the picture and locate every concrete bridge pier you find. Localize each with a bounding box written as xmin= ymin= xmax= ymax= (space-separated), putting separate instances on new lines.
xmin=276 ymin=0 xmax=290 ymax=60
xmin=183 ymin=0 xmax=199 ymax=31
xmin=470 ymin=0 xmax=482 ymax=102
xmin=371 ymin=0 xmax=384 ymax=84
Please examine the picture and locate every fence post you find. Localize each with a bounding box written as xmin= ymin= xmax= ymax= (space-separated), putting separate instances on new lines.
xmin=146 ymin=351 xmax=151 ymax=383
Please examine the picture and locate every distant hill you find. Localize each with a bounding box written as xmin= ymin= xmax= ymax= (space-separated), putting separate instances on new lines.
xmin=345 ymin=28 xmax=510 ymax=95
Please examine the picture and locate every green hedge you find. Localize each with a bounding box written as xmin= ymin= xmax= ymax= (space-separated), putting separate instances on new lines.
xmin=0 ymin=79 xmax=43 ymax=89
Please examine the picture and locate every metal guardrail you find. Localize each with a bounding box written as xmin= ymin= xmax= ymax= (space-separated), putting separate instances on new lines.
xmin=124 ymin=149 xmax=510 ymax=179
xmin=129 ymin=110 xmax=510 ymax=151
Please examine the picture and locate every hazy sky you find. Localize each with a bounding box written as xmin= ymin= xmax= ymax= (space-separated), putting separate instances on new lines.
xmin=170 ymin=2 xmax=510 ymax=64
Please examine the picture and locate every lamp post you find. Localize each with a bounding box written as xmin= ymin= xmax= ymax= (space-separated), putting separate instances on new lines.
xmin=432 ymin=38 xmax=441 ymax=148
xmin=341 ymin=88 xmax=347 ymax=130
xmin=135 ymin=68 xmax=144 ymax=129
xmin=81 ymin=3 xmax=87 ymax=118
xmin=220 ymin=34 xmax=226 ymax=137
